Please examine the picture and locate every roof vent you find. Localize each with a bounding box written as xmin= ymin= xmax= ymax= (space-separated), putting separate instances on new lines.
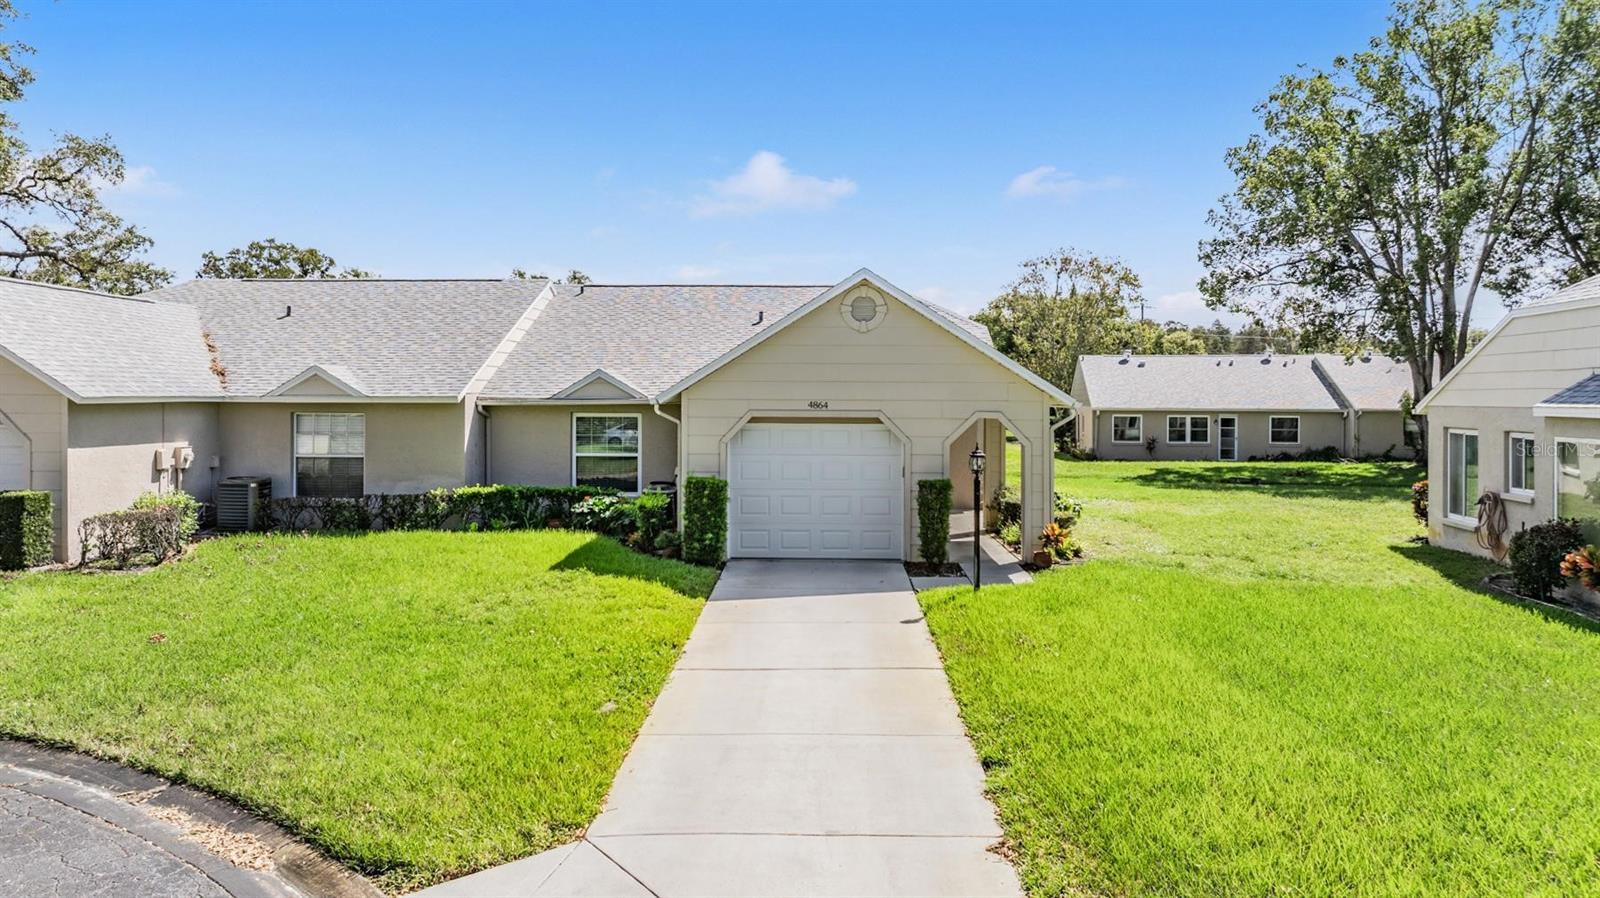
xmin=1360 ymin=347 xmax=1373 ymax=362
xmin=1121 ymin=348 xmax=1132 ymax=359
xmin=753 ymin=310 xmax=764 ymax=326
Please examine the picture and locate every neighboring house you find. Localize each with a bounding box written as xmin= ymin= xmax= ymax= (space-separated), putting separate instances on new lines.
xmin=1071 ymin=351 xmax=1416 ymax=461
xmin=1415 ymin=273 xmax=1600 ymax=559
xmin=0 ymin=269 xmax=1071 ymax=562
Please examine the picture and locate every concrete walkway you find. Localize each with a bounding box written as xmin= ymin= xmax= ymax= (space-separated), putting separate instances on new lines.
xmin=417 ymin=560 xmax=1020 ymax=898
xmin=948 ymin=510 xmax=1032 ymax=586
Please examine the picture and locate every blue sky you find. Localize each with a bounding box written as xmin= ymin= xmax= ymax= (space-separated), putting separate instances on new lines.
xmin=14 ymin=0 xmax=1482 ymax=325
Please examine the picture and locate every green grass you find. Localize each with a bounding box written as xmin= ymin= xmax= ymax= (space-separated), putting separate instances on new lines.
xmin=0 ymin=530 xmax=714 ymax=893
xmin=927 ymin=455 xmax=1600 ymax=897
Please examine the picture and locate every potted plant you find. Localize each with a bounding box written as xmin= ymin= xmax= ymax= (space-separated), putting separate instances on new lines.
xmin=1035 ymin=522 xmax=1068 ymax=568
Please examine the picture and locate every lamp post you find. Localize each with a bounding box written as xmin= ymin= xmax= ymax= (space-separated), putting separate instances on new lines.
xmin=968 ymin=444 xmax=986 ymax=591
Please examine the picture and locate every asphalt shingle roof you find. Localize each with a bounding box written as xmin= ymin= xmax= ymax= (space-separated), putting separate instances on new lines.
xmin=147 ymin=278 xmax=549 ymax=398
xmin=482 ymin=285 xmax=828 ymax=399
xmin=1312 ymin=354 xmax=1414 ymax=411
xmin=1076 ymin=354 xmax=1345 ymax=412
xmin=1523 ymin=272 xmax=1600 ymax=307
xmin=0 ymin=278 xmax=223 ymax=399
xmin=1542 ymin=373 xmax=1600 ymax=406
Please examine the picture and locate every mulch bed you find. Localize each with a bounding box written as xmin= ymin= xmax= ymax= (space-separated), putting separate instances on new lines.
xmin=904 ymin=562 xmax=965 ymax=578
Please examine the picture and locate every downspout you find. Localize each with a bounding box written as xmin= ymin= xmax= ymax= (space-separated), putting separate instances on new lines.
xmin=651 ymin=401 xmax=683 ymax=528
xmin=478 ymin=404 xmax=491 ymax=484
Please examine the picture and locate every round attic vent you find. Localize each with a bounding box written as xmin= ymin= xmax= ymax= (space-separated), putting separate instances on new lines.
xmin=839 ymin=286 xmax=887 ymax=332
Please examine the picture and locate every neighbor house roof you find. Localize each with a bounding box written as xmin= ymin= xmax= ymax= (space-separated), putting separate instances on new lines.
xmin=1312 ymin=354 xmax=1413 ymax=411
xmin=0 ymin=278 xmax=224 ymax=401
xmin=1075 ymin=354 xmax=1345 ymax=412
xmin=147 ymin=278 xmax=550 ymax=399
xmin=480 ymin=284 xmax=828 ymax=401
xmin=1520 ymin=272 xmax=1600 ymax=308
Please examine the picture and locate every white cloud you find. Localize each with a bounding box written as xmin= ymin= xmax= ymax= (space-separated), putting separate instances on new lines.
xmin=675 ymin=264 xmax=721 ymax=280
xmin=102 ymin=164 xmax=178 ymax=198
xmin=1005 ymin=165 xmax=1124 ymax=202
xmin=692 ymin=151 xmax=856 ymax=218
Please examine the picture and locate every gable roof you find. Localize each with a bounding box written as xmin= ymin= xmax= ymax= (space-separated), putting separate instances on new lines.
xmin=147 ymin=278 xmax=550 ymax=399
xmin=649 ymin=269 xmax=1068 ymax=405
xmin=0 ymin=277 xmax=224 ymax=401
xmin=1311 ymin=354 xmax=1413 ymax=411
xmin=1076 ymin=354 xmax=1344 ymax=412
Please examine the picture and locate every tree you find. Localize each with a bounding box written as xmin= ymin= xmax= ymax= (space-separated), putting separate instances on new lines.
xmin=0 ymin=3 xmax=169 ymax=294
xmin=1200 ymin=0 xmax=1595 ymax=401
xmin=197 ymin=239 xmax=371 ymax=279
xmin=511 ymin=268 xmax=591 ymax=284
xmin=1159 ymin=329 xmax=1209 ymax=355
xmin=974 ymin=248 xmax=1142 ymax=392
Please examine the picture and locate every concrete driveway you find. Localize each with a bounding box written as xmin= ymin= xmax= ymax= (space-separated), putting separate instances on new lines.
xmin=418 ymin=559 xmax=1019 ymax=898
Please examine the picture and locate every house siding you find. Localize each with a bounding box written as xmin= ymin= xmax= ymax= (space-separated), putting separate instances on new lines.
xmin=0 ymin=356 xmax=67 ymax=560
xmin=1087 ymin=409 xmax=1346 ymax=461
xmin=217 ymin=402 xmax=469 ymax=497
xmin=486 ymin=404 xmax=678 ymax=489
xmin=1423 ymin=299 xmax=1600 ymax=559
xmin=679 ymin=291 xmax=1056 ymax=559
xmin=65 ymin=402 xmax=222 ymax=562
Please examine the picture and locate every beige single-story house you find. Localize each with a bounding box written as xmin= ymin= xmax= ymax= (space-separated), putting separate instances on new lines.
xmin=1070 ymin=351 xmax=1416 ymax=461
xmin=0 ymin=269 xmax=1072 ymax=562
xmin=1415 ymin=273 xmax=1600 ymax=559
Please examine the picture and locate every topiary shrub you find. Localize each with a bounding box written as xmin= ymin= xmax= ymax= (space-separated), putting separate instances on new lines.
xmin=79 ymin=506 xmax=184 ymax=568
xmin=1508 ymin=519 xmax=1587 ymax=599
xmin=1411 ymin=479 xmax=1429 ymax=526
xmin=916 ymin=479 xmax=953 ymax=564
xmin=0 ymin=490 xmax=53 ymax=570
xmin=682 ymin=476 xmax=728 ymax=566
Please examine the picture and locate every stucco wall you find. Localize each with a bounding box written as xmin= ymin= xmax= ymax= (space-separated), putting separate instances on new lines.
xmin=679 ymin=288 xmax=1056 ymax=559
xmin=485 ymin=403 xmax=678 ymax=488
xmin=0 ymin=356 xmax=67 ymax=559
xmin=1352 ymin=410 xmax=1414 ymax=459
xmin=948 ymin=418 xmax=1008 ymax=511
xmin=1086 ymin=409 xmax=1346 ymax=461
xmin=65 ymin=402 xmax=221 ymax=561
xmin=217 ymin=402 xmax=468 ymax=496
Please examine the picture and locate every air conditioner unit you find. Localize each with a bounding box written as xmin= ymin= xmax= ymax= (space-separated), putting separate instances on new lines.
xmin=215 ymin=476 xmax=270 ymax=532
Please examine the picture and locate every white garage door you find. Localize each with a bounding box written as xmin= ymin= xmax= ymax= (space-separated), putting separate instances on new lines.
xmin=728 ymin=422 xmax=904 ymax=559
xmin=0 ymin=417 xmax=27 ymax=491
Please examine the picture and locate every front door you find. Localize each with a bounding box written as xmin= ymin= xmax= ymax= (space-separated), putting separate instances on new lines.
xmin=1218 ymin=415 xmax=1238 ymax=461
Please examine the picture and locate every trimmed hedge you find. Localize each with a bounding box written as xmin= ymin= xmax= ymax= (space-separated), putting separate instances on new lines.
xmin=916 ymin=479 xmax=953 ymax=564
xmin=79 ymin=506 xmax=185 ymax=569
xmin=0 ymin=490 xmax=53 ymax=570
xmin=263 ymin=485 xmax=615 ymax=533
xmin=683 ymin=476 xmax=728 ymax=566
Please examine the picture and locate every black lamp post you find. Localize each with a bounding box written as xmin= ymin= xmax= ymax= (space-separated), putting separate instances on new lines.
xmin=968 ymin=444 xmax=986 ymax=591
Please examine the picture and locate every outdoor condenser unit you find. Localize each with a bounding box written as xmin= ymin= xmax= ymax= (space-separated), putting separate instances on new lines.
xmin=215 ymin=476 xmax=271 ymax=532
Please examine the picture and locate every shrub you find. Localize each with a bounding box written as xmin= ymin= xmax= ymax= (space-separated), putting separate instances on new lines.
xmin=131 ymin=491 xmax=201 ymax=542
xmin=916 ymin=479 xmax=953 ymax=564
xmin=1411 ymin=479 xmax=1429 ymax=526
xmin=0 ymin=490 xmax=52 ymax=570
xmin=79 ymin=507 xmax=184 ymax=568
xmin=572 ymin=495 xmax=635 ymax=539
xmin=1508 ymin=519 xmax=1587 ymax=599
xmin=631 ymin=491 xmax=674 ymax=547
xmin=683 ymin=476 xmax=728 ymax=566
xmin=999 ymin=521 xmax=1022 ymax=549
xmin=1053 ymin=493 xmax=1083 ymax=531
xmin=653 ymin=529 xmax=682 ymax=555
xmin=1561 ymin=545 xmax=1600 ymax=591
xmin=989 ymin=486 xmax=1023 ymax=534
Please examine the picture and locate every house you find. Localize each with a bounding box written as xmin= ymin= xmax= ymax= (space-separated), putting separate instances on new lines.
xmin=0 ymin=269 xmax=1072 ymax=562
xmin=1414 ymin=274 xmax=1600 ymax=559
xmin=1070 ymin=351 xmax=1416 ymax=461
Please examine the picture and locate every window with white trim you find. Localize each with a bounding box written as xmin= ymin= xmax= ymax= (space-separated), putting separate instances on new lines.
xmin=1269 ymin=416 xmax=1300 ymax=445
xmin=1112 ymin=415 xmax=1142 ymax=443
xmin=1166 ymin=415 xmax=1209 ymax=443
xmin=574 ymin=414 xmax=641 ymax=493
xmin=1554 ymin=439 xmax=1600 ymax=538
xmin=294 ymin=413 xmax=365 ymax=498
xmin=1446 ymin=430 xmax=1479 ymax=521
xmin=1507 ymin=433 xmax=1536 ymax=495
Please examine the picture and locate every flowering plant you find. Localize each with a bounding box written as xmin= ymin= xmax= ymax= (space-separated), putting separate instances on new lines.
xmin=1560 ymin=545 xmax=1600 ymax=591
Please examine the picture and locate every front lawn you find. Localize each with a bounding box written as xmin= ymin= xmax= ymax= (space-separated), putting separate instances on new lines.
xmin=926 ymin=457 xmax=1600 ymax=897
xmin=0 ymin=530 xmax=714 ymax=893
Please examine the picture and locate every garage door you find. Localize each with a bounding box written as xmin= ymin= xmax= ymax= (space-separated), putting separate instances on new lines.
xmin=728 ymin=422 xmax=903 ymax=559
xmin=0 ymin=417 xmax=27 ymax=491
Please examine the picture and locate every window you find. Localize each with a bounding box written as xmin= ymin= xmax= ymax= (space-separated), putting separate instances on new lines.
xmin=1269 ymin=416 xmax=1301 ymax=445
xmin=574 ymin=414 xmax=641 ymax=493
xmin=294 ymin=413 xmax=364 ymax=498
xmin=1507 ymin=433 xmax=1536 ymax=495
xmin=1446 ymin=430 xmax=1479 ymax=521
xmin=1166 ymin=415 xmax=1209 ymax=443
xmin=1554 ymin=439 xmax=1600 ymax=541
xmin=1112 ymin=415 xmax=1142 ymax=443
